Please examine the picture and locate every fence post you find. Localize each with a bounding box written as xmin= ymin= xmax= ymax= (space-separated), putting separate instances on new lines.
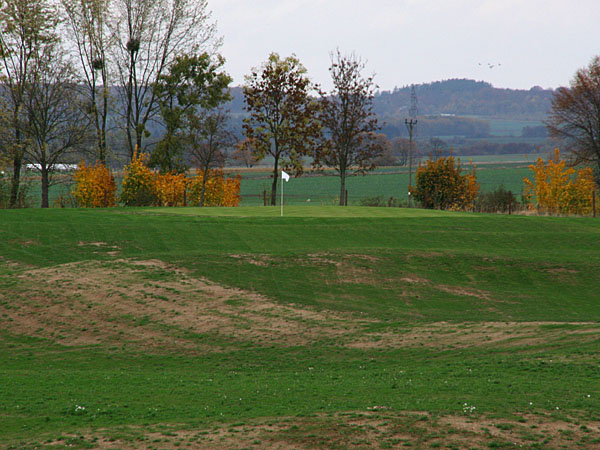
xmin=345 ymin=189 xmax=348 ymax=206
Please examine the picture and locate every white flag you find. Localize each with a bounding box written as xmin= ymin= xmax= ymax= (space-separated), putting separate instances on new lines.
xmin=281 ymin=170 xmax=290 ymax=182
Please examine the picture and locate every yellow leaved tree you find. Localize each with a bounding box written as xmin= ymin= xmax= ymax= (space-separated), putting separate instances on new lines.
xmin=523 ymin=149 xmax=595 ymax=215
xmin=72 ymin=161 xmax=117 ymax=208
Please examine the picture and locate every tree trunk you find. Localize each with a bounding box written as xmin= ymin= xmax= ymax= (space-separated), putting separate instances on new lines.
xmin=9 ymin=156 xmax=22 ymax=208
xmin=270 ymin=154 xmax=279 ymax=206
xmin=41 ymin=168 xmax=49 ymax=208
xmin=200 ymin=166 xmax=210 ymax=207
xmin=339 ymin=170 xmax=346 ymax=206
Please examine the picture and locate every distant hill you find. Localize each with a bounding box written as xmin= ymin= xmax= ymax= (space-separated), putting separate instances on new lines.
xmin=373 ymin=79 xmax=553 ymax=119
xmin=226 ymin=79 xmax=553 ymax=120
xmin=225 ymin=80 xmax=553 ymax=143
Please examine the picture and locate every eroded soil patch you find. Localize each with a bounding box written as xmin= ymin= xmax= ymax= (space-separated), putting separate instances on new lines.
xmin=1 ymin=259 xmax=598 ymax=352
xmin=42 ymin=411 xmax=600 ymax=449
xmin=0 ymin=259 xmax=365 ymax=351
xmin=347 ymin=321 xmax=600 ymax=350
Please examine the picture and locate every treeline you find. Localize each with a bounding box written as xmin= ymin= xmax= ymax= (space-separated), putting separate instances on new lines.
xmin=381 ymin=115 xmax=491 ymax=139
xmin=0 ymin=0 xmax=387 ymax=211
xmin=419 ymin=138 xmax=548 ymax=157
xmin=373 ymin=79 xmax=553 ymax=118
xmin=0 ymin=0 xmax=235 ymax=208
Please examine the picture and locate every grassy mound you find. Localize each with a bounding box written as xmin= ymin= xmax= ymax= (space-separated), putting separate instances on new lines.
xmin=1 ymin=207 xmax=599 ymax=449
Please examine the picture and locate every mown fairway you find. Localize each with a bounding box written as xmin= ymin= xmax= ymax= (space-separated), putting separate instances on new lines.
xmin=1 ymin=207 xmax=599 ymax=449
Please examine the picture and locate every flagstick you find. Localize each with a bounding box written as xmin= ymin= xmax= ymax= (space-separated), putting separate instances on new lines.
xmin=281 ymin=173 xmax=284 ymax=217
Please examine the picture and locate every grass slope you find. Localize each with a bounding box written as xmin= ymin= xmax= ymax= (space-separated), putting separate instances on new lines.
xmin=1 ymin=207 xmax=599 ymax=449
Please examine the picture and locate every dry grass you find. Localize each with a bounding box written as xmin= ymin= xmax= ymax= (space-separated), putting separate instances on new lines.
xmin=45 ymin=410 xmax=600 ymax=449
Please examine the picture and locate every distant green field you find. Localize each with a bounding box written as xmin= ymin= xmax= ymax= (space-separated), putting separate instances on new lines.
xmin=238 ymin=165 xmax=533 ymax=206
xmin=1 ymin=207 xmax=599 ymax=449
xmin=487 ymin=118 xmax=545 ymax=137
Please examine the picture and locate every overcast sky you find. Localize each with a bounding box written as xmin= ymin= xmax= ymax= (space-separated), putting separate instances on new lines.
xmin=210 ymin=0 xmax=600 ymax=92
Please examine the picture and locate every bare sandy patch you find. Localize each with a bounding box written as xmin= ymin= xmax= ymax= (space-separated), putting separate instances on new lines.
xmin=346 ymin=321 xmax=600 ymax=350
xmin=399 ymin=273 xmax=493 ymax=300
xmin=41 ymin=411 xmax=600 ymax=449
xmin=0 ymin=259 xmax=363 ymax=351
xmin=229 ymin=254 xmax=274 ymax=267
xmin=440 ymin=413 xmax=600 ymax=449
xmin=77 ymin=241 xmax=121 ymax=256
xmin=2 ymin=260 xmax=597 ymax=352
xmin=437 ymin=284 xmax=491 ymax=299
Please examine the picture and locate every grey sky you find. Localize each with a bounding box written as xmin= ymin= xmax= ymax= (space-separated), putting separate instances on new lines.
xmin=210 ymin=0 xmax=600 ymax=91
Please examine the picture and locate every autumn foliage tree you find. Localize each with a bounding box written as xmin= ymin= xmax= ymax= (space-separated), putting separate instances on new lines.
xmin=523 ymin=149 xmax=595 ymax=215
xmin=413 ymin=155 xmax=479 ymax=210
xmin=243 ymin=53 xmax=321 ymax=205
xmin=315 ymin=50 xmax=383 ymax=206
xmin=120 ymin=151 xmax=157 ymax=206
xmin=188 ymin=169 xmax=240 ymax=207
xmin=72 ymin=160 xmax=116 ymax=207
xmin=119 ymin=151 xmax=240 ymax=207
xmin=547 ymin=57 xmax=600 ymax=182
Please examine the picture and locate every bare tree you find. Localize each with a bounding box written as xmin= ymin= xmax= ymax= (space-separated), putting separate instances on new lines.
xmin=232 ymin=137 xmax=259 ymax=168
xmin=0 ymin=0 xmax=58 ymax=207
xmin=110 ymin=0 xmax=218 ymax=159
xmin=315 ymin=50 xmax=382 ymax=206
xmin=189 ymin=108 xmax=233 ymax=206
xmin=62 ymin=0 xmax=112 ymax=163
xmin=22 ymin=45 xmax=90 ymax=208
xmin=243 ymin=53 xmax=322 ymax=205
xmin=392 ymin=137 xmax=409 ymax=166
xmin=547 ymin=56 xmax=600 ymax=181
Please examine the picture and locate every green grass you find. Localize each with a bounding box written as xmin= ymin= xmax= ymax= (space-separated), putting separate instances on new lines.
xmin=238 ymin=165 xmax=532 ymax=206
xmin=1 ymin=207 xmax=599 ymax=448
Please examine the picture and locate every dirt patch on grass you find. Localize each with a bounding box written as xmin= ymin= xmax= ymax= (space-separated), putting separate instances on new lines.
xmin=303 ymin=253 xmax=379 ymax=285
xmin=42 ymin=411 xmax=600 ymax=449
xmin=2 ymin=258 xmax=598 ymax=352
xmin=437 ymin=284 xmax=491 ymax=300
xmin=544 ymin=267 xmax=579 ymax=274
xmin=0 ymin=259 xmax=364 ymax=351
xmin=439 ymin=413 xmax=600 ymax=449
xmin=346 ymin=321 xmax=600 ymax=350
xmin=0 ymin=256 xmax=33 ymax=272
xmin=399 ymin=273 xmax=493 ymax=299
xmin=78 ymin=241 xmax=121 ymax=256
xmin=229 ymin=254 xmax=274 ymax=267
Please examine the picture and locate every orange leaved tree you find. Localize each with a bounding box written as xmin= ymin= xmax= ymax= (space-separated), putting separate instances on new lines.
xmin=154 ymin=172 xmax=188 ymax=207
xmin=523 ymin=149 xmax=595 ymax=215
xmin=72 ymin=161 xmax=117 ymax=207
xmin=413 ymin=155 xmax=479 ymax=210
xmin=189 ymin=170 xmax=241 ymax=207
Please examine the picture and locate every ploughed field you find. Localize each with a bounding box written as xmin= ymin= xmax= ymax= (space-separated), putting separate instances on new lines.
xmin=1 ymin=206 xmax=599 ymax=449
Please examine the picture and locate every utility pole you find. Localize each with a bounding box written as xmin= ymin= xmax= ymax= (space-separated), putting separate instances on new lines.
xmin=405 ymin=118 xmax=417 ymax=207
xmin=405 ymin=85 xmax=418 ymax=207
